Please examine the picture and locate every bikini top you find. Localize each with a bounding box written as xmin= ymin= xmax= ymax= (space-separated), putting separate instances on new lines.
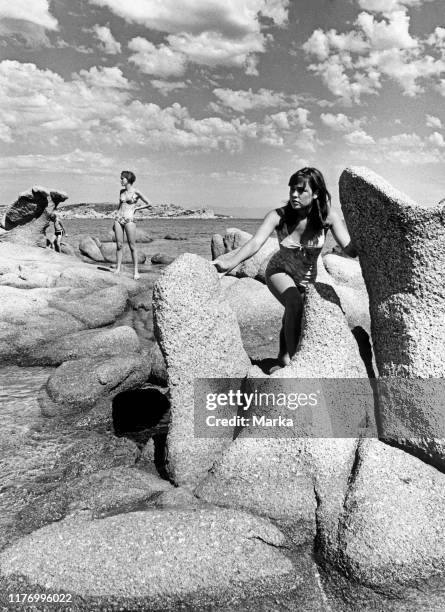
xmin=275 ymin=205 xmax=325 ymax=251
xmin=120 ymin=191 xmax=139 ymax=205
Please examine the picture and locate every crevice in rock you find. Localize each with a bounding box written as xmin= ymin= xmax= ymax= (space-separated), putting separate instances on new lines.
xmin=351 ymin=326 xmax=375 ymax=379
xmin=313 ymin=439 xmax=362 ymax=571
xmin=112 ymin=386 xmax=170 ymax=479
xmin=248 ymin=534 xmax=291 ymax=551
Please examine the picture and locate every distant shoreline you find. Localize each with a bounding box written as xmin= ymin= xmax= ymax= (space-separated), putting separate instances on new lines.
xmin=59 ymin=202 xmax=232 ymax=220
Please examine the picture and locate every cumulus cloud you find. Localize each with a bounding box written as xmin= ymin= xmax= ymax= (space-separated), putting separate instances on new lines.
xmin=303 ymin=4 xmax=445 ymax=103
xmin=88 ymin=0 xmax=288 ymax=34
xmin=0 ymin=59 xmax=280 ymax=154
xmin=0 ymin=150 xmax=115 ymax=174
xmin=428 ymin=131 xmax=445 ymax=147
xmin=0 ymin=59 xmax=318 ymax=157
xmin=347 ymin=130 xmax=445 ymax=166
xmin=90 ymin=0 xmax=289 ymax=74
xmin=74 ymin=66 xmax=131 ymax=89
xmin=213 ymin=87 xmax=288 ymax=112
xmin=150 ymin=80 xmax=187 ymax=95
xmin=427 ymin=27 xmax=445 ymax=51
xmin=293 ymin=127 xmax=319 ymax=152
xmin=166 ymin=30 xmax=265 ymax=70
xmin=321 ymin=112 xmax=364 ymax=132
xmin=257 ymin=108 xmax=313 ymax=147
xmin=358 ymin=0 xmax=436 ymax=13
xmin=426 ymin=114 xmax=442 ymax=129
xmin=92 ymin=25 xmax=121 ymax=54
xmin=128 ymin=37 xmax=187 ymax=77
xmin=344 ymin=129 xmax=375 ymax=144
xmin=0 ymin=0 xmax=58 ymax=29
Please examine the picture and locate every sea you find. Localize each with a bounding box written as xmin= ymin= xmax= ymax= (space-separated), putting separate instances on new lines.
xmin=64 ymin=216 xmax=262 ymax=263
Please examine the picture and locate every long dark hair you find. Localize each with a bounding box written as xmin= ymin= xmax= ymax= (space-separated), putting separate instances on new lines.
xmin=279 ymin=167 xmax=331 ymax=234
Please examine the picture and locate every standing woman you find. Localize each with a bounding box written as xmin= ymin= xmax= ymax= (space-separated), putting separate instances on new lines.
xmin=213 ymin=167 xmax=356 ymax=368
xmin=114 ymin=170 xmax=152 ymax=280
xmin=48 ymin=212 xmax=67 ymax=253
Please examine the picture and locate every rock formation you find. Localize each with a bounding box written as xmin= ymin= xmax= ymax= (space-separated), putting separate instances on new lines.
xmin=1 ymin=186 xmax=68 ymax=246
xmin=153 ymin=254 xmax=252 ymax=488
xmin=0 ymin=509 xmax=295 ymax=609
xmin=38 ymin=352 xmax=150 ymax=416
xmin=1 ymin=169 xmax=444 ymax=610
xmin=220 ymin=275 xmax=283 ymax=362
xmin=211 ymin=227 xmax=279 ymax=282
xmin=79 ymin=235 xmax=146 ymax=264
xmin=197 ymin=282 xmax=372 ymax=545
xmin=340 ymin=166 xmax=445 ymax=466
xmin=320 ymin=438 xmax=445 ymax=597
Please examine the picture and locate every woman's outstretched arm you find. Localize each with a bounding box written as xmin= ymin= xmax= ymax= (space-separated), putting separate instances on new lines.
xmin=213 ymin=210 xmax=280 ymax=273
xmin=327 ymin=210 xmax=357 ymax=257
xmin=135 ymin=190 xmax=152 ymax=209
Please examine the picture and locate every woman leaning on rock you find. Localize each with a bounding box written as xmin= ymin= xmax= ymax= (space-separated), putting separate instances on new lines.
xmin=213 ymin=167 xmax=357 ymax=370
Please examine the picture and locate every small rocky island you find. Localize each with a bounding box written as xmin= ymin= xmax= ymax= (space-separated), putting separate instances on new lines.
xmin=58 ymin=201 xmax=231 ymax=219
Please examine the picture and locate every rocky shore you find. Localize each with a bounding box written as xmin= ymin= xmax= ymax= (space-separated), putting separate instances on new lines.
xmin=0 ymin=172 xmax=444 ymax=611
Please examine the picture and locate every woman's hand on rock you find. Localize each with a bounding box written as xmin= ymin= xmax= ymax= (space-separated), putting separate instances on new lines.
xmin=212 ymin=257 xmax=234 ymax=273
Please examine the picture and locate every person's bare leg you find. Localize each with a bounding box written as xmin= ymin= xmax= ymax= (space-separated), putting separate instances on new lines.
xmin=282 ymin=287 xmax=303 ymax=358
xmin=125 ymin=222 xmax=139 ymax=279
xmin=113 ymin=221 xmax=124 ymax=273
xmin=278 ymin=315 xmax=290 ymax=366
xmin=266 ymin=272 xmax=304 ymax=362
xmin=55 ymin=235 xmax=61 ymax=253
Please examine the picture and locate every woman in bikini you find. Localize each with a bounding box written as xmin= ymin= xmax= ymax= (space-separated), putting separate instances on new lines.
xmin=114 ymin=170 xmax=152 ymax=280
xmin=213 ymin=167 xmax=357 ymax=367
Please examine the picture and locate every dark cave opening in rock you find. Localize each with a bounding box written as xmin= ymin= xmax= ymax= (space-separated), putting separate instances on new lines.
xmin=112 ymin=387 xmax=170 ymax=478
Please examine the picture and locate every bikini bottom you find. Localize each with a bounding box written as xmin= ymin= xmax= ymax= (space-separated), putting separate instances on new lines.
xmin=115 ymin=216 xmax=134 ymax=227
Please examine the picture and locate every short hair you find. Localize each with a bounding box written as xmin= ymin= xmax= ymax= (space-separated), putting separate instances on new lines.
xmin=121 ymin=170 xmax=136 ymax=184
xmin=49 ymin=213 xmax=57 ymax=221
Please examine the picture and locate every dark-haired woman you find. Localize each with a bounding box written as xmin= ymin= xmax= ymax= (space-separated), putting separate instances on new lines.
xmin=213 ymin=167 xmax=356 ymax=367
xmin=114 ymin=170 xmax=152 ymax=280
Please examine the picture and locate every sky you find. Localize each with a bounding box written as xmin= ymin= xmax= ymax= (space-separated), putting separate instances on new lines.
xmin=0 ymin=0 xmax=444 ymax=216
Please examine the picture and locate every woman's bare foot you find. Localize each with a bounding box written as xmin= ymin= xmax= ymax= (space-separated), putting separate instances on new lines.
xmin=133 ymin=272 xmax=140 ymax=280
xmin=113 ymin=268 xmax=121 ymax=275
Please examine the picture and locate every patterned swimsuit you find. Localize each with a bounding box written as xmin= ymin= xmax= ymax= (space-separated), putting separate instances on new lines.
xmin=265 ymin=206 xmax=325 ymax=291
xmin=115 ymin=191 xmax=139 ymax=226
